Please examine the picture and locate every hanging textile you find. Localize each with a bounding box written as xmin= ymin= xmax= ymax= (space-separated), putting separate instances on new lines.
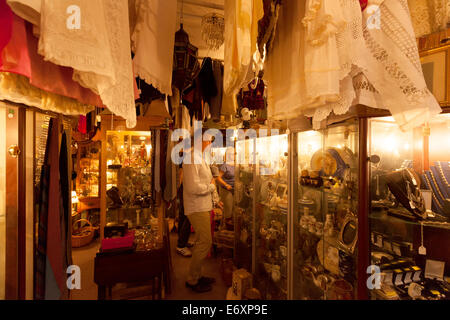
xmin=0 ymin=72 xmax=94 ymax=115
xmin=0 ymin=13 xmax=31 ymax=79
xmin=1 ymin=15 xmax=103 ymax=107
xmin=303 ymin=0 xmax=369 ymax=127
xmin=35 ymin=118 xmax=69 ymax=299
xmin=6 ymin=0 xmax=40 ymax=27
xmin=223 ymin=0 xmax=264 ymax=96
xmin=360 ymin=0 xmax=441 ymax=131
xmin=210 ymin=60 xmax=224 ymax=121
xmin=257 ymin=0 xmax=282 ymax=55
xmin=164 ymin=130 xmax=177 ymax=203
xmin=198 ymin=58 xmax=218 ymax=107
xmin=265 ymin=0 xmax=307 ymax=120
xmin=35 ymin=117 xmax=52 ymax=300
xmin=59 ymin=130 xmax=72 ymax=287
xmin=302 ymin=0 xmax=346 ymax=106
xmin=408 ymin=0 xmax=449 ymax=38
xmin=183 ymin=78 xmax=204 ymax=125
xmin=0 ymin=0 xmax=13 ymax=66
xmin=77 ymin=115 xmax=87 ymax=134
xmin=131 ymin=0 xmax=177 ymax=96
xmin=39 ymin=0 xmax=136 ymax=128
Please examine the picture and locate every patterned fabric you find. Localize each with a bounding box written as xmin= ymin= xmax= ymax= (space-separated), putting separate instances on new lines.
xmin=0 ymin=72 xmax=95 ymax=115
xmin=0 ymin=15 xmax=102 ymax=107
xmin=361 ymin=0 xmax=442 ymax=131
xmin=408 ymin=0 xmax=449 ymax=38
xmin=39 ymin=0 xmax=136 ymax=127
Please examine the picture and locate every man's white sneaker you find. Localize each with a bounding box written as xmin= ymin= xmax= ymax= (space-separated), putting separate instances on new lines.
xmin=176 ymin=247 xmax=192 ymax=257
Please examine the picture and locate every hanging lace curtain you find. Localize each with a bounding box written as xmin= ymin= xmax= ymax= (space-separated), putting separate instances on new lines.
xmin=39 ymin=0 xmax=136 ymax=128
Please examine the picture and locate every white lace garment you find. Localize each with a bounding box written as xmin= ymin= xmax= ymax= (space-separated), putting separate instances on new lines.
xmin=408 ymin=0 xmax=449 ymax=38
xmin=39 ymin=0 xmax=136 ymax=128
xmin=131 ymin=0 xmax=177 ymax=96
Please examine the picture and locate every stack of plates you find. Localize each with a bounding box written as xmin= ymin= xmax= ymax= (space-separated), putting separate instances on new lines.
xmin=310 ymin=147 xmax=355 ymax=179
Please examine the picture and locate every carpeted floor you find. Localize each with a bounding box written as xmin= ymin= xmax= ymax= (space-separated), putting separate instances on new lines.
xmin=70 ymin=229 xmax=230 ymax=300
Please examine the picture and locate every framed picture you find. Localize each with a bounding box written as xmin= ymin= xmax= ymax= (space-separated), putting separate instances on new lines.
xmin=419 ymin=43 xmax=450 ymax=107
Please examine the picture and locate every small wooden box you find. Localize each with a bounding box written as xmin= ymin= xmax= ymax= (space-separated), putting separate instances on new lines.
xmin=231 ymin=269 xmax=253 ymax=300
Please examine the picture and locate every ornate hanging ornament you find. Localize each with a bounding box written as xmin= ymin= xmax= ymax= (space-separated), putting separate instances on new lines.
xmin=201 ymin=13 xmax=225 ymax=51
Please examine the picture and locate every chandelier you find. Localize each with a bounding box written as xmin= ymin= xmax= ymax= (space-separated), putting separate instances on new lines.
xmin=201 ymin=13 xmax=225 ymax=51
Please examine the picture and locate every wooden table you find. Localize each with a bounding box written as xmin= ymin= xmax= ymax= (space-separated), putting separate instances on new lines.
xmin=94 ymin=246 xmax=171 ymax=300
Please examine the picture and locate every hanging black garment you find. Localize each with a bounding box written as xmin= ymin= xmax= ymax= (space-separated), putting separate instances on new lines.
xmin=59 ymin=131 xmax=72 ymax=276
xmin=210 ymin=61 xmax=224 ymax=121
xmin=198 ymin=57 xmax=217 ymax=105
xmin=135 ymin=78 xmax=165 ymax=105
xmin=182 ymin=78 xmax=203 ymax=125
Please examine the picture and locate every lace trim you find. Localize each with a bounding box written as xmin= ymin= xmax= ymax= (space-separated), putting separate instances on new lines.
xmin=134 ymin=63 xmax=173 ymax=96
xmin=380 ymin=5 xmax=422 ymax=73
xmin=39 ymin=0 xmax=136 ymax=128
xmin=363 ymin=28 xmax=429 ymax=104
xmin=310 ymin=76 xmax=356 ymax=128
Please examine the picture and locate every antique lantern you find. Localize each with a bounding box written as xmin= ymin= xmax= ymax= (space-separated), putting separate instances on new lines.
xmin=172 ymin=23 xmax=200 ymax=92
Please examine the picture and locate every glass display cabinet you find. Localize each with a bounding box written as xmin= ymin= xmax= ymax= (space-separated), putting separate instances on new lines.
xmin=104 ymin=130 xmax=153 ymax=228
xmin=75 ymin=141 xmax=100 ymax=199
xmin=234 ymin=137 xmax=256 ymax=272
xmin=292 ymin=119 xmax=359 ymax=300
xmin=368 ymin=114 xmax=450 ymax=300
xmin=254 ymin=134 xmax=289 ymax=300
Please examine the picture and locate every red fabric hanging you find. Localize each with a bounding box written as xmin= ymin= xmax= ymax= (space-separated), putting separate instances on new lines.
xmin=359 ymin=0 xmax=368 ymax=11
xmin=78 ymin=115 xmax=87 ymax=134
xmin=0 ymin=0 xmax=13 ymax=66
xmin=0 ymin=14 xmax=104 ymax=106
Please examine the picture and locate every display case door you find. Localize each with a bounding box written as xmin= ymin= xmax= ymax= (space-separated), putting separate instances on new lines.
xmin=0 ymin=103 xmax=24 ymax=299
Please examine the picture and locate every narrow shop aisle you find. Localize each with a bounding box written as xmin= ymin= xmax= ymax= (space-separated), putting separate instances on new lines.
xmin=70 ymin=239 xmax=101 ymax=300
xmin=70 ymin=233 xmax=228 ymax=300
xmin=166 ymin=231 xmax=229 ymax=300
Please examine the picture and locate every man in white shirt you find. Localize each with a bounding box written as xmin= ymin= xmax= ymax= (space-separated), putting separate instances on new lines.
xmin=182 ymin=132 xmax=221 ymax=293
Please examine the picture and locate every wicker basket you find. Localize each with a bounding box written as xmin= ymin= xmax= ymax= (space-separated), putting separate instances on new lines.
xmin=72 ymin=219 xmax=94 ymax=248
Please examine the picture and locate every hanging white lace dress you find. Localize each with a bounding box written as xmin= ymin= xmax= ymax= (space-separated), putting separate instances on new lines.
xmin=305 ymin=0 xmax=441 ymax=130
xmin=303 ymin=0 xmax=369 ymax=127
xmin=361 ymin=0 xmax=441 ymax=131
xmin=131 ymin=0 xmax=177 ymax=96
xmin=39 ymin=0 xmax=136 ymax=128
xmin=302 ymin=0 xmax=346 ymax=107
